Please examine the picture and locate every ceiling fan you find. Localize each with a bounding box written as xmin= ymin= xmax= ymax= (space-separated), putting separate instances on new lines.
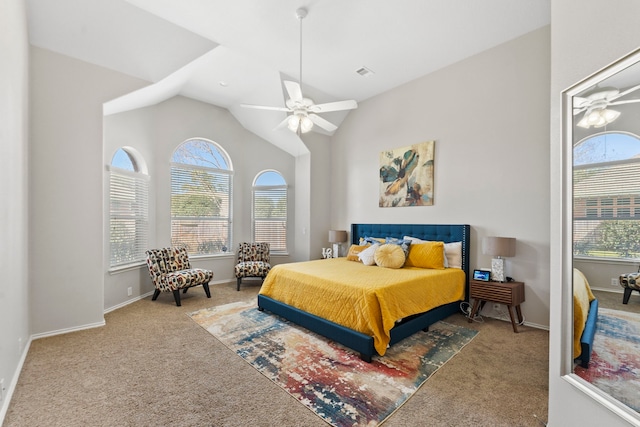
xmin=573 ymin=84 xmax=640 ymax=129
xmin=240 ymin=8 xmax=357 ymax=135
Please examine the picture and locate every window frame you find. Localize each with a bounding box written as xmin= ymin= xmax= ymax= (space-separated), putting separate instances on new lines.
xmin=252 ymin=170 xmax=288 ymax=254
xmin=108 ymin=148 xmax=149 ymax=269
xmin=170 ymin=138 xmax=233 ymax=257
xmin=573 ymin=131 xmax=640 ymax=261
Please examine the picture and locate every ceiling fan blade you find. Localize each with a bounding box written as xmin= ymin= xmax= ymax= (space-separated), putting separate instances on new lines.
xmin=573 ymin=96 xmax=590 ymax=110
xmin=240 ymin=103 xmax=291 ymax=112
xmin=309 ymin=99 xmax=358 ymax=113
xmin=284 ymin=81 xmax=303 ymax=103
xmin=609 ymin=83 xmax=640 ymax=101
xmin=608 ymin=98 xmax=640 ymax=106
xmin=308 ymin=113 xmax=337 ymax=132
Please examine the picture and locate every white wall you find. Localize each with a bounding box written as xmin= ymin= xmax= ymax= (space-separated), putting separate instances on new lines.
xmin=549 ymin=1 xmax=640 ymax=426
xmin=103 ymin=95 xmax=297 ymax=309
xmin=0 ymin=0 xmax=29 ymax=420
xmin=29 ymin=47 xmax=147 ymax=334
xmin=332 ymin=27 xmax=551 ymax=328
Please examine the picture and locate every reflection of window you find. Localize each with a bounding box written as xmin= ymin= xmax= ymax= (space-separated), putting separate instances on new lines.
xmin=109 ymin=148 xmax=149 ymax=267
xmin=252 ymin=170 xmax=287 ymax=253
xmin=171 ymin=139 xmax=233 ymax=255
xmin=573 ymin=132 xmax=640 ymax=259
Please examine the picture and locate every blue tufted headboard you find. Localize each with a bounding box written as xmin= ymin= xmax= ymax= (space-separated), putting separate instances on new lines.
xmin=351 ymin=223 xmax=471 ymax=301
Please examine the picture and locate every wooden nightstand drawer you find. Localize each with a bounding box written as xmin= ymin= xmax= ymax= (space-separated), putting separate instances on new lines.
xmin=468 ymin=280 xmax=525 ymax=332
xmin=470 ymin=281 xmax=524 ymax=305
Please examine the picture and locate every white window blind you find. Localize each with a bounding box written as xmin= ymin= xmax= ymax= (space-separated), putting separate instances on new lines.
xmin=109 ymin=168 xmax=149 ymax=267
xmin=253 ymin=184 xmax=287 ymax=252
xmin=171 ymin=164 xmax=232 ymax=255
xmin=573 ymin=160 xmax=640 ymax=259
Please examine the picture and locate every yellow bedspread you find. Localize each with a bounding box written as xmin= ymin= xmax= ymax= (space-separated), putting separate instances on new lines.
xmin=573 ymin=268 xmax=595 ymax=359
xmin=259 ymin=258 xmax=466 ymax=355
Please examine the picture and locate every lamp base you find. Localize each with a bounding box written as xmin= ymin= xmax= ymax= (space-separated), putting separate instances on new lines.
xmin=332 ymin=243 xmax=341 ymax=258
xmin=491 ymin=257 xmax=505 ymax=282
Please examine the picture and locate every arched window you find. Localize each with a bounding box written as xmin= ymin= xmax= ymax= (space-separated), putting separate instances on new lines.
xmin=109 ymin=147 xmax=149 ymax=267
xmin=171 ymin=138 xmax=233 ymax=255
xmin=253 ymin=170 xmax=287 ymax=253
xmin=573 ymin=132 xmax=640 ymax=259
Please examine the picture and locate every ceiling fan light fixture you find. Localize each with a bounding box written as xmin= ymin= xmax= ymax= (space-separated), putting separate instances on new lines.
xmin=300 ymin=115 xmax=313 ymax=133
xmin=578 ymin=108 xmax=621 ymax=129
xmin=287 ymin=113 xmax=314 ymax=133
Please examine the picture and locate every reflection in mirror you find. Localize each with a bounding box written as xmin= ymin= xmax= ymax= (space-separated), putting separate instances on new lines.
xmin=569 ymin=49 xmax=640 ymax=417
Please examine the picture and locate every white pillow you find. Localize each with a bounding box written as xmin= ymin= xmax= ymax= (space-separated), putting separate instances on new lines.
xmin=403 ymin=236 xmax=463 ymax=269
xmin=444 ymin=241 xmax=462 ymax=269
xmin=358 ymin=243 xmax=379 ymax=266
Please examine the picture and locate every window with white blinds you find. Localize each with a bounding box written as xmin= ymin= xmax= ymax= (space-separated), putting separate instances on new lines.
xmin=253 ymin=171 xmax=287 ymax=253
xmin=109 ymin=148 xmax=149 ymax=267
xmin=171 ymin=139 xmax=233 ymax=255
xmin=573 ymin=132 xmax=640 ymax=260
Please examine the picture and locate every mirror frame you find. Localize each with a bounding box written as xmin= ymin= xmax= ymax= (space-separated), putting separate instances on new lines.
xmin=561 ymin=47 xmax=640 ymax=425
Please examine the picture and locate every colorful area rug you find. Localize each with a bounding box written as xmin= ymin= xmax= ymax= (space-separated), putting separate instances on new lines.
xmin=574 ymin=307 xmax=640 ymax=412
xmin=189 ymin=300 xmax=478 ymax=427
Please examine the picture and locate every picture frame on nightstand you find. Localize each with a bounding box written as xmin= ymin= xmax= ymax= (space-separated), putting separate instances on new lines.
xmin=473 ymin=269 xmax=491 ymax=282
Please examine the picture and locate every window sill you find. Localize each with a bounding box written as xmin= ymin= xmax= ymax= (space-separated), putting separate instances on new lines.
xmin=109 ymin=261 xmax=146 ymax=274
xmin=574 ymin=256 xmax=639 ymax=265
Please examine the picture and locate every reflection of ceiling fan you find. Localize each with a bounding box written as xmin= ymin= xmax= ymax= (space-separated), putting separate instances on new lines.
xmin=240 ymin=8 xmax=357 ymax=135
xmin=573 ymin=84 xmax=640 ymax=128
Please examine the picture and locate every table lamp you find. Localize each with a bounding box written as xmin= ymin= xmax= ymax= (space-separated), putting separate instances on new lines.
xmin=482 ymin=236 xmax=516 ymax=282
xmin=329 ymin=230 xmax=348 ymax=258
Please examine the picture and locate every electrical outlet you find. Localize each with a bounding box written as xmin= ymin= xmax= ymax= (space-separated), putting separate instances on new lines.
xmin=0 ymin=378 xmax=5 ymax=402
xmin=127 ymin=287 xmax=132 ymax=296
xmin=493 ymin=303 xmax=501 ymax=311
xmin=612 ymin=278 xmax=620 ymax=287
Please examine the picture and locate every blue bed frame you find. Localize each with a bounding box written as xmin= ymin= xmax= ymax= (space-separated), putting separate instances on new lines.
xmin=257 ymin=223 xmax=471 ymax=362
xmin=576 ymin=299 xmax=598 ymax=368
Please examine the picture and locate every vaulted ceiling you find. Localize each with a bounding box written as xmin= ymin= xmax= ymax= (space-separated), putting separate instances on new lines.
xmin=26 ymin=0 xmax=550 ymax=155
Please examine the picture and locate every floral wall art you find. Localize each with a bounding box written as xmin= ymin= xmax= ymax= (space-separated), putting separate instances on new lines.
xmin=379 ymin=141 xmax=434 ymax=207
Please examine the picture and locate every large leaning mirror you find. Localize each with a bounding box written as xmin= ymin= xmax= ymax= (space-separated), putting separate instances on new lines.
xmin=564 ymin=47 xmax=640 ymax=422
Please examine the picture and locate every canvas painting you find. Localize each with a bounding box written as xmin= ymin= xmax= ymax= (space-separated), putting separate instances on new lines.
xmin=379 ymin=141 xmax=434 ymax=207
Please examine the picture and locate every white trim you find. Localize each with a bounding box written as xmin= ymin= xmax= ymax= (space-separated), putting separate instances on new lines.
xmin=30 ymin=320 xmax=106 ymax=341
xmin=563 ymin=374 xmax=640 ymax=425
xmin=0 ymin=337 xmax=32 ymax=425
xmin=104 ymin=291 xmax=155 ymax=314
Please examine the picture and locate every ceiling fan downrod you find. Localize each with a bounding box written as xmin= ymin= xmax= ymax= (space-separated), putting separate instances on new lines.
xmin=296 ymin=8 xmax=307 ymax=92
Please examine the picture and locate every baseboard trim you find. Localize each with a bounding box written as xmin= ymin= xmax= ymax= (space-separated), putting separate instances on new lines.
xmin=0 ymin=336 xmax=32 ymax=425
xmin=31 ymin=320 xmax=106 ymax=341
xmin=104 ymin=291 xmax=155 ymax=314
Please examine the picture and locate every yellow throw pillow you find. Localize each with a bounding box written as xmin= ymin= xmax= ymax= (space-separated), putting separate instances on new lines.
xmin=347 ymin=244 xmax=370 ymax=261
xmin=374 ymin=244 xmax=406 ymax=269
xmin=405 ymin=241 xmax=445 ymax=269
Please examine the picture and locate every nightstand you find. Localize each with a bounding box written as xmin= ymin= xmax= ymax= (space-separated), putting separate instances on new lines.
xmin=468 ymin=280 xmax=525 ymax=332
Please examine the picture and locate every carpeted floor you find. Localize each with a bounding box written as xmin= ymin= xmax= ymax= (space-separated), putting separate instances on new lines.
xmin=3 ymin=281 xmax=549 ymax=426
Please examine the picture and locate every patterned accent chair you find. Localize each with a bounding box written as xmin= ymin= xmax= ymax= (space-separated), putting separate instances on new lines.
xmin=620 ymin=272 xmax=640 ymax=304
xmin=145 ymin=245 xmax=213 ymax=306
xmin=234 ymin=242 xmax=271 ymax=291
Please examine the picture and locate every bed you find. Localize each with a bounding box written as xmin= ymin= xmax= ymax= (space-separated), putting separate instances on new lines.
xmin=257 ymin=223 xmax=470 ymax=362
xmin=573 ymin=268 xmax=598 ymax=368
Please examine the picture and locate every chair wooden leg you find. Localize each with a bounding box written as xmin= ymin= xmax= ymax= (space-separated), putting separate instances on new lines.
xmin=152 ymin=289 xmax=161 ymax=301
xmin=623 ymin=287 xmax=632 ymax=304
xmin=237 ymin=278 xmax=242 ymax=291
xmin=202 ymin=282 xmax=211 ymax=298
xmin=172 ymin=289 xmax=182 ymax=306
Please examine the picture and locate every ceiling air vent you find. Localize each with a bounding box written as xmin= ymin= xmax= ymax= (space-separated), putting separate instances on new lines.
xmin=355 ymin=66 xmax=375 ymax=77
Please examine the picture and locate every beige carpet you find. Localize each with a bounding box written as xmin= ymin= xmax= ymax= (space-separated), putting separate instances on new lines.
xmin=3 ymin=281 xmax=549 ymax=427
